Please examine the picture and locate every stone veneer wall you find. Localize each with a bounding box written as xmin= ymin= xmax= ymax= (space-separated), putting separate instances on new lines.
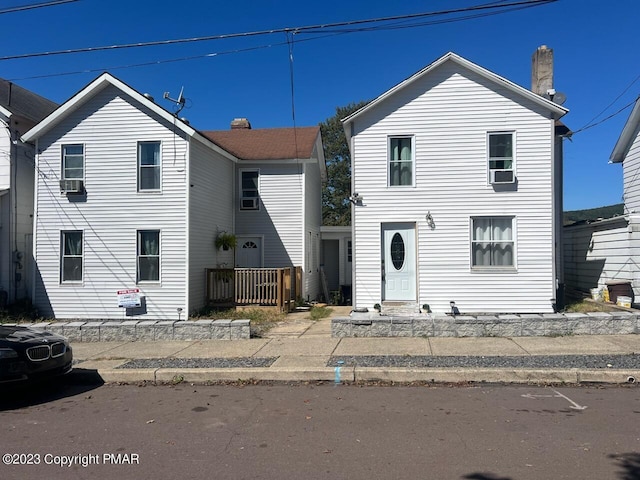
xmin=20 ymin=319 xmax=250 ymax=342
xmin=332 ymin=312 xmax=640 ymax=338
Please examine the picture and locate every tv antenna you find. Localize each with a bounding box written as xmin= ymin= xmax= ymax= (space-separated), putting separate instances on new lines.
xmin=163 ymin=86 xmax=186 ymax=115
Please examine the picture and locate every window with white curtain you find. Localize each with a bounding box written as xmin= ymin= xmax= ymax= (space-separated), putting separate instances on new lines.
xmin=138 ymin=141 xmax=161 ymax=191
xmin=471 ymin=217 xmax=514 ymax=268
xmin=61 ymin=231 xmax=83 ymax=282
xmin=137 ymin=230 xmax=160 ymax=282
xmin=389 ymin=137 xmax=413 ymax=186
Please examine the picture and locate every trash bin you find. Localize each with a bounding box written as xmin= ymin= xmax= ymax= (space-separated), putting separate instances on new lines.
xmin=606 ymin=281 xmax=634 ymax=304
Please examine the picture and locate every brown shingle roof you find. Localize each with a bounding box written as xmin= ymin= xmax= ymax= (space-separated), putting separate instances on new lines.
xmin=202 ymin=126 xmax=319 ymax=160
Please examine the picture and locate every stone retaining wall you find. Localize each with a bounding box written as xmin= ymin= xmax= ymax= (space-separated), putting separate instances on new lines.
xmin=332 ymin=312 xmax=640 ymax=338
xmin=20 ymin=319 xmax=250 ymax=342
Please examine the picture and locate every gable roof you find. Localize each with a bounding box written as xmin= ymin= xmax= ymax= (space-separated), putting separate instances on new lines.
xmin=0 ymin=78 xmax=57 ymax=123
xmin=342 ymin=51 xmax=568 ymax=137
xmin=203 ymin=126 xmax=321 ymax=161
xmin=610 ymin=97 xmax=640 ymax=164
xmin=21 ymin=72 xmax=237 ymax=162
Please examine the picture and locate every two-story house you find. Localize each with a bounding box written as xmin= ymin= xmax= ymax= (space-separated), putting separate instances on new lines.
xmin=342 ymin=52 xmax=568 ymax=314
xmin=0 ymin=79 xmax=57 ymax=307
xmin=22 ymin=73 xmax=324 ymax=320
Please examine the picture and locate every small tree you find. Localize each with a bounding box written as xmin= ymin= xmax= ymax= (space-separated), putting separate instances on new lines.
xmin=320 ymin=101 xmax=369 ymax=226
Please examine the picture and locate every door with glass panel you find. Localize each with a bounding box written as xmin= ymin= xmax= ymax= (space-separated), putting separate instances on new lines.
xmin=382 ymin=223 xmax=416 ymax=301
xmin=235 ymin=237 xmax=262 ymax=268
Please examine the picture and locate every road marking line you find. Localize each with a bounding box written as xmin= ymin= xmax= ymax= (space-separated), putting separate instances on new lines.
xmin=521 ymin=390 xmax=588 ymax=410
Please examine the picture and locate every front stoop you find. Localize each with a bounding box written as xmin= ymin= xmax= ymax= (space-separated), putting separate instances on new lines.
xmin=381 ymin=302 xmax=421 ymax=316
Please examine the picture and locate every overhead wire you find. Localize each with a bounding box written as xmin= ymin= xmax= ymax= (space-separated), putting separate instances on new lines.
xmin=0 ymin=0 xmax=557 ymax=62
xmin=0 ymin=0 xmax=79 ymax=15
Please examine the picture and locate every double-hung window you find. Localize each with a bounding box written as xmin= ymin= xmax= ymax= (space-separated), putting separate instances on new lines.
xmin=488 ymin=132 xmax=514 ymax=182
xmin=389 ymin=137 xmax=413 ymax=186
xmin=137 ymin=230 xmax=160 ymax=282
xmin=62 ymin=144 xmax=84 ymax=180
xmin=61 ymin=231 xmax=83 ymax=282
xmin=138 ymin=141 xmax=161 ymax=191
xmin=240 ymin=170 xmax=259 ymax=210
xmin=471 ymin=217 xmax=515 ymax=268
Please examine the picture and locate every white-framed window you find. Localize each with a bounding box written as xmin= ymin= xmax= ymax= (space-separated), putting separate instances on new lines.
xmin=62 ymin=144 xmax=84 ymax=180
xmin=240 ymin=169 xmax=259 ymax=210
xmin=346 ymin=240 xmax=352 ymax=263
xmin=138 ymin=141 xmax=161 ymax=191
xmin=471 ymin=217 xmax=515 ymax=268
xmin=137 ymin=230 xmax=160 ymax=282
xmin=488 ymin=132 xmax=514 ymax=181
xmin=61 ymin=230 xmax=83 ymax=283
xmin=388 ymin=136 xmax=414 ymax=186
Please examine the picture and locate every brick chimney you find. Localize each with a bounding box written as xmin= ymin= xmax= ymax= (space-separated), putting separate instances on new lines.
xmin=531 ymin=45 xmax=553 ymax=96
xmin=231 ymin=118 xmax=251 ymax=130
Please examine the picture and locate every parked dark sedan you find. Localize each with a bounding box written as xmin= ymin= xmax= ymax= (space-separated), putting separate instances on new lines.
xmin=0 ymin=325 xmax=73 ymax=383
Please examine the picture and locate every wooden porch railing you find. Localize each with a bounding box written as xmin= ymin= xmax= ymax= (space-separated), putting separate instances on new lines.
xmin=206 ymin=267 xmax=300 ymax=312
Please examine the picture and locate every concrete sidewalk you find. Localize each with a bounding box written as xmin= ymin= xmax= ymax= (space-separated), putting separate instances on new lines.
xmin=71 ymin=307 xmax=640 ymax=385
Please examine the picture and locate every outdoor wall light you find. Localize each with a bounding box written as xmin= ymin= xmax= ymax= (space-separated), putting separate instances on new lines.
xmin=425 ymin=211 xmax=435 ymax=229
xmin=349 ymin=192 xmax=362 ymax=205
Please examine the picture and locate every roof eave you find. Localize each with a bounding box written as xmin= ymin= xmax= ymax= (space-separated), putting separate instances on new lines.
xmin=341 ymin=52 xmax=568 ymax=130
xmin=610 ymin=97 xmax=640 ymax=164
xmin=22 ymin=73 xmax=199 ymax=143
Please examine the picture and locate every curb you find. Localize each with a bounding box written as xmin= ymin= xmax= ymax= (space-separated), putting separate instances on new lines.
xmin=88 ymin=367 xmax=640 ymax=385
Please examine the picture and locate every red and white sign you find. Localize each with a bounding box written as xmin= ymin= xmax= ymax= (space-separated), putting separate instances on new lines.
xmin=117 ymin=289 xmax=141 ymax=308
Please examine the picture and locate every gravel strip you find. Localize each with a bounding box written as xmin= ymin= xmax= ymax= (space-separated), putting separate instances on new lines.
xmin=117 ymin=357 xmax=278 ymax=369
xmin=328 ymin=355 xmax=640 ymax=369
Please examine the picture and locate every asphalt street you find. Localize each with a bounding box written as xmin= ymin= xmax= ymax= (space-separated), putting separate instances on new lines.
xmin=2 ymin=379 xmax=639 ymax=480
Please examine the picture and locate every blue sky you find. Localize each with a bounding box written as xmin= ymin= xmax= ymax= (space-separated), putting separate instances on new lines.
xmin=1 ymin=0 xmax=638 ymax=210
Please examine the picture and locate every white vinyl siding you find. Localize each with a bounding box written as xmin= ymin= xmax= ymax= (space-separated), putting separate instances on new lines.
xmin=188 ymin=137 xmax=234 ymax=313
xmin=33 ymin=84 xmax=189 ymax=320
xmin=349 ymin=61 xmax=556 ymax=313
xmin=235 ymin=163 xmax=303 ymax=269
xmin=622 ymin=131 xmax=640 ymax=213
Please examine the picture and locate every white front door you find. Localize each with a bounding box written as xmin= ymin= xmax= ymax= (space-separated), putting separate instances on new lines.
xmin=236 ymin=237 xmax=262 ymax=268
xmin=382 ymin=223 xmax=416 ymax=301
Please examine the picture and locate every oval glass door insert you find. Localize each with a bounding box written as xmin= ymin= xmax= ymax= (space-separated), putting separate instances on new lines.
xmin=390 ymin=233 xmax=405 ymax=270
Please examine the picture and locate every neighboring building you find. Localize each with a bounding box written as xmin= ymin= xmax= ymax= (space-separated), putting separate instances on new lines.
xmin=564 ymin=97 xmax=640 ymax=300
xmin=320 ymin=225 xmax=352 ymax=304
xmin=342 ymin=51 xmax=568 ymax=314
xmin=22 ymin=73 xmax=238 ymax=320
xmin=204 ymin=121 xmax=326 ymax=302
xmin=0 ymin=79 xmax=57 ymax=306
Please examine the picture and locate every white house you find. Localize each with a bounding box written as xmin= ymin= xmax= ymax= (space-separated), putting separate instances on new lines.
xmin=22 ymin=73 xmax=326 ymax=320
xmin=342 ymin=52 xmax=568 ymax=314
xmin=22 ymin=73 xmax=238 ymax=320
xmin=564 ymin=97 xmax=640 ymax=301
xmin=204 ymin=122 xmax=325 ymax=302
xmin=0 ymin=79 xmax=57 ymax=307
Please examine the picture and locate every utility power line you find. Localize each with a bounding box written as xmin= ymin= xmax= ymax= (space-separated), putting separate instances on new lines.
xmin=0 ymin=0 xmax=79 ymax=15
xmin=0 ymin=0 xmax=556 ymax=61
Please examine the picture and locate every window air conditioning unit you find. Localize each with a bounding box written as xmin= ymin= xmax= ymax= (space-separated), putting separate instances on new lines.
xmin=60 ymin=179 xmax=84 ymax=193
xmin=490 ymin=169 xmax=515 ymax=184
xmin=241 ymin=197 xmax=258 ymax=209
